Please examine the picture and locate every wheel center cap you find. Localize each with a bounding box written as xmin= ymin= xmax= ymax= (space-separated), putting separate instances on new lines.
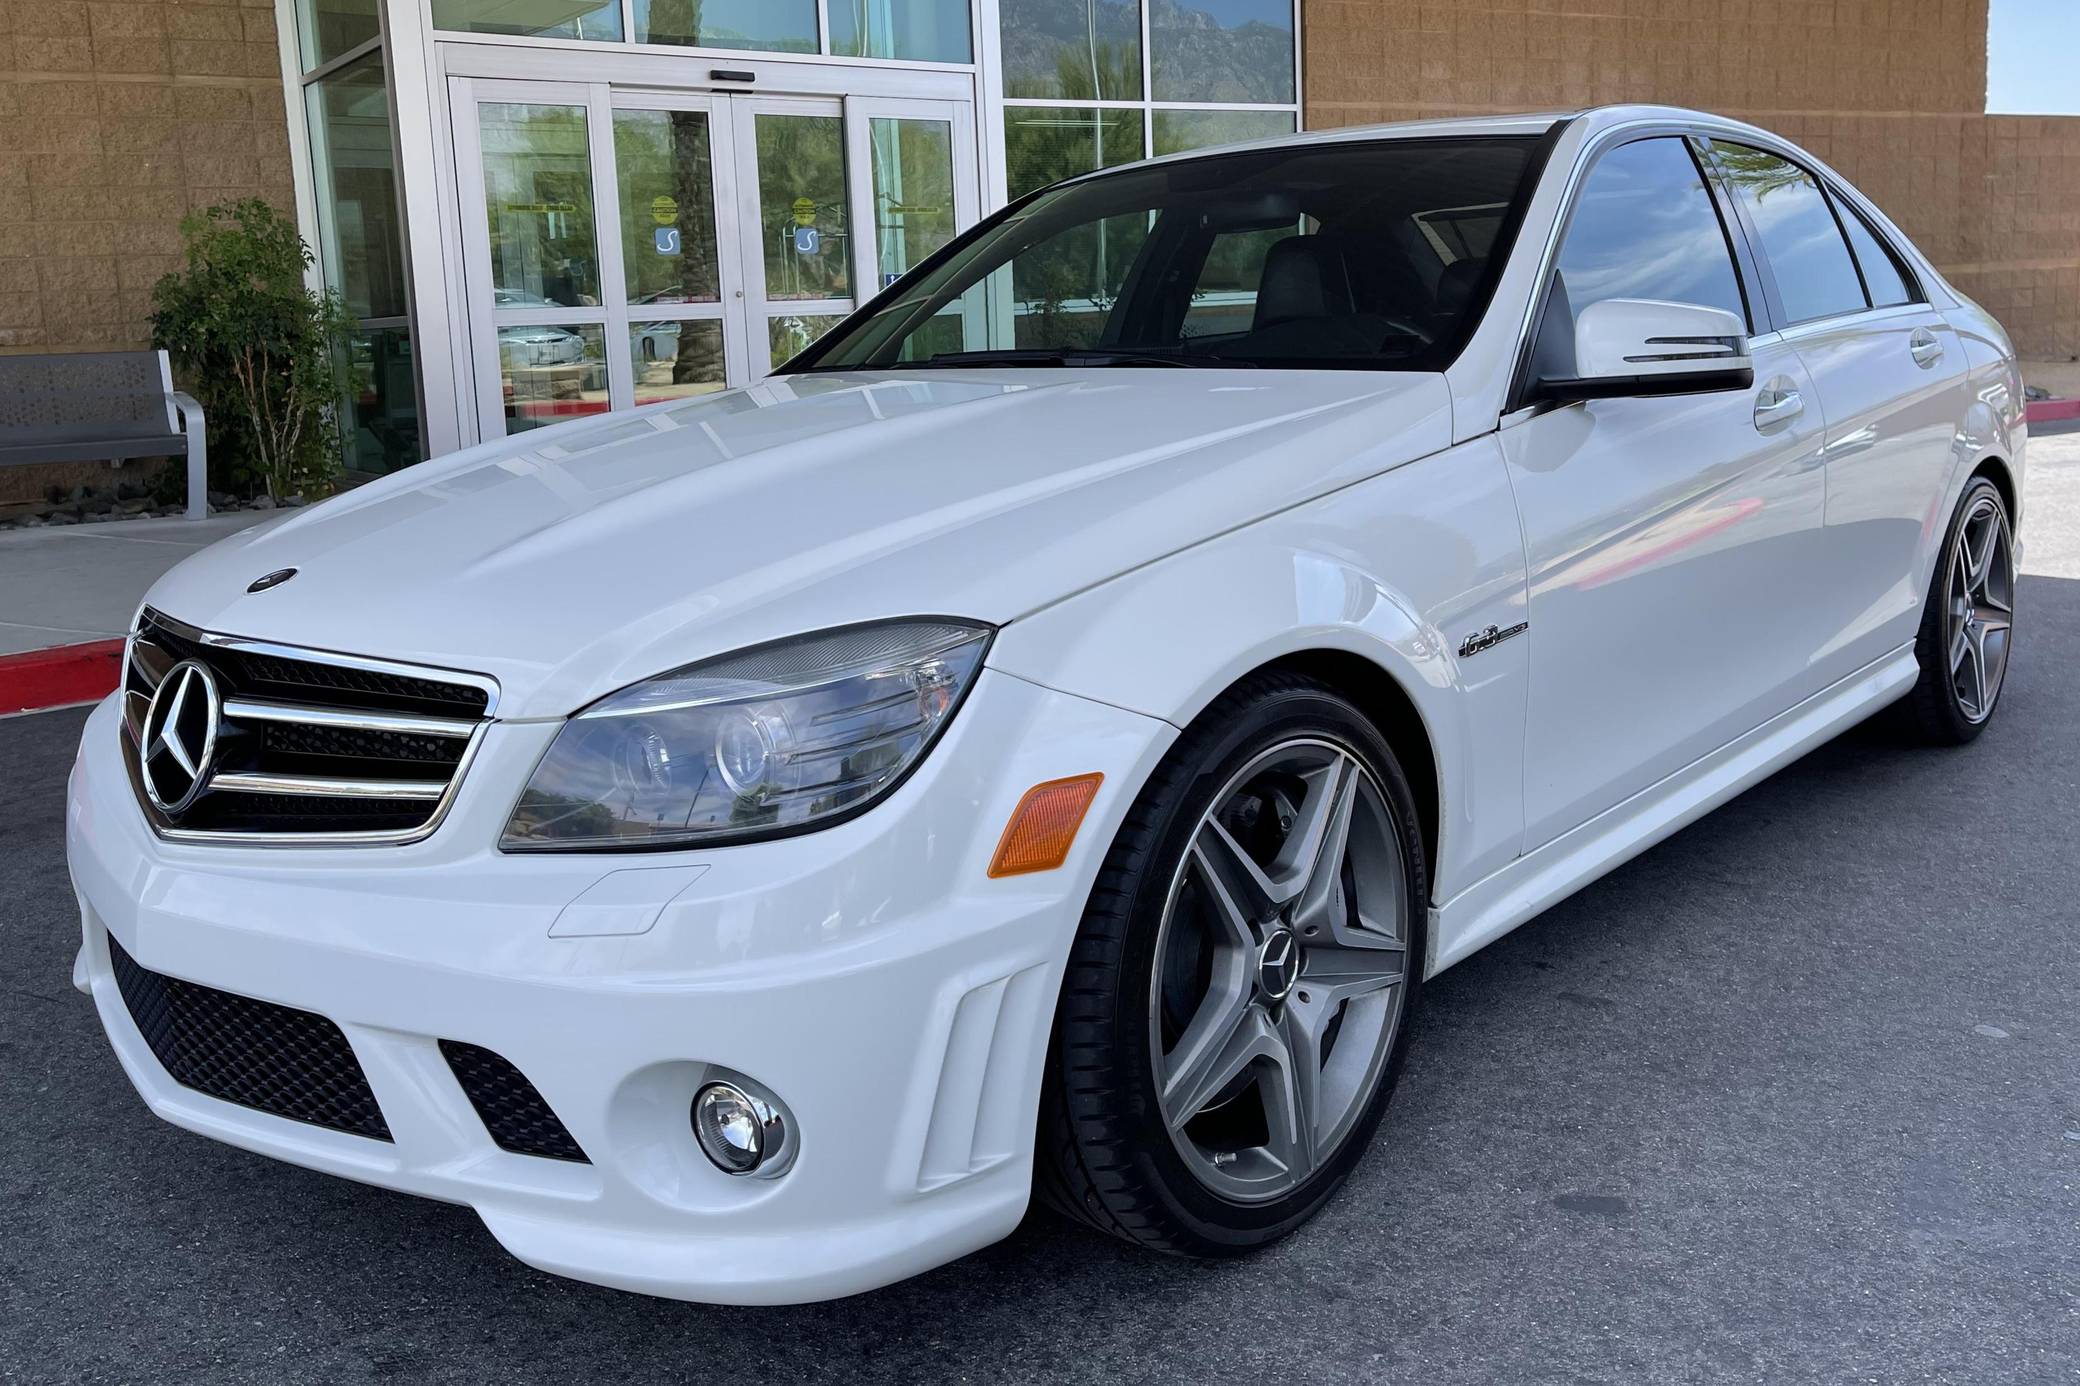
xmin=1256 ymin=927 xmax=1300 ymax=1003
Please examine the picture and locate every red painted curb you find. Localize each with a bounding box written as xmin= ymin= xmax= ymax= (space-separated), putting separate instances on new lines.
xmin=0 ymin=639 xmax=125 ymax=716
xmin=2026 ymin=397 xmax=2080 ymax=424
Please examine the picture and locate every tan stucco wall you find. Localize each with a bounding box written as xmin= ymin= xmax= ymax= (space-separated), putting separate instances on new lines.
xmin=1304 ymin=0 xmax=2080 ymax=363
xmin=0 ymin=0 xmax=297 ymax=356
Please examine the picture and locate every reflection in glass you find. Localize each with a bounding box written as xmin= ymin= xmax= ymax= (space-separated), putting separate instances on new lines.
xmin=1711 ymin=143 xmax=1868 ymax=323
xmin=1152 ymin=107 xmax=1295 ymax=155
xmin=769 ymin=313 xmax=845 ymax=367
xmin=1838 ymin=203 xmax=1912 ymax=308
xmin=1180 ymin=223 xmax=1299 ymax=339
xmin=433 ymin=0 xmax=622 ymax=40
xmin=500 ymin=323 xmax=607 ymax=434
xmin=631 ymin=320 xmax=727 ymax=404
xmin=1149 ymin=0 xmax=1294 ymax=103
xmin=635 ymin=0 xmax=818 ymax=52
xmin=756 ymin=115 xmax=851 ymax=300
xmin=307 ymin=53 xmax=407 ymax=320
xmin=1004 ymin=104 xmax=1143 ymax=198
xmin=830 ymin=0 xmax=972 ymax=62
xmin=614 ymin=110 xmax=721 ymax=304
xmin=1000 ymin=0 xmax=1140 ymax=99
xmin=1554 ymin=137 xmax=1747 ymax=327
xmin=479 ymin=103 xmax=600 ymax=308
xmin=338 ymin=326 xmax=420 ymax=472
xmin=870 ymin=118 xmax=957 ymax=289
xmin=296 ymin=0 xmax=378 ymax=70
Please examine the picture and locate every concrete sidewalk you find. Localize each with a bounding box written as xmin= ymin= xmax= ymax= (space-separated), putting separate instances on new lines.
xmin=0 ymin=512 xmax=273 ymax=657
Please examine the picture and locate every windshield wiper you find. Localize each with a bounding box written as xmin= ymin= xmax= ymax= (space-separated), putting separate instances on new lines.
xmin=897 ymin=348 xmax=1255 ymax=370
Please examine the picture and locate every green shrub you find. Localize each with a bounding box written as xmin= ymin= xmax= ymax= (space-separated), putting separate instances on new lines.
xmin=150 ymin=199 xmax=353 ymax=500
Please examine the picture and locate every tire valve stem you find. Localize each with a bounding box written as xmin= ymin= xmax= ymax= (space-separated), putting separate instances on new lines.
xmin=1212 ymin=1150 xmax=1238 ymax=1167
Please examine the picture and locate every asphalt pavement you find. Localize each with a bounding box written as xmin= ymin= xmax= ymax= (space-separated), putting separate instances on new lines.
xmin=3 ymin=483 xmax=2075 ymax=1382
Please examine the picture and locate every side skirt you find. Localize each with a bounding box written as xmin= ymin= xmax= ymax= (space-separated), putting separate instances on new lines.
xmin=1427 ymin=645 xmax=1919 ymax=976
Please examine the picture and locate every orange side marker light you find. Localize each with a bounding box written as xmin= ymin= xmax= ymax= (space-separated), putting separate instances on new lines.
xmin=987 ymin=773 xmax=1105 ymax=878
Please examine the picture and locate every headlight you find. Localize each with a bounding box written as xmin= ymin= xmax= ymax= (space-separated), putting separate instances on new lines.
xmin=500 ymin=620 xmax=991 ymax=851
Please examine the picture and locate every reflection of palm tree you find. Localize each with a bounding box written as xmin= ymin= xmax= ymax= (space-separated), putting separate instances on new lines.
xmin=666 ymin=105 xmax=724 ymax=387
xmin=1712 ymin=144 xmax=1807 ymax=200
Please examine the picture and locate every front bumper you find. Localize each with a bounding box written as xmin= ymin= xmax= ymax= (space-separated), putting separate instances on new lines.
xmin=67 ymin=669 xmax=1173 ymax=1304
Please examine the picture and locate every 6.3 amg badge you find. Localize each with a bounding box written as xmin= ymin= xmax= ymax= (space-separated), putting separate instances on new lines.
xmin=1457 ymin=622 xmax=1529 ymax=659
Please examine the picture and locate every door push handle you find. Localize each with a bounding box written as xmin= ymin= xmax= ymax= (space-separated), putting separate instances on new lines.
xmin=1753 ymin=385 xmax=1803 ymax=429
xmin=1909 ymin=329 xmax=1943 ymax=367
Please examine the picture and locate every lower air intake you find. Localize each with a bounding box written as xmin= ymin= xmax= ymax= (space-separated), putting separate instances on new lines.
xmin=107 ymin=932 xmax=391 ymax=1141
xmin=439 ymin=1040 xmax=589 ymax=1163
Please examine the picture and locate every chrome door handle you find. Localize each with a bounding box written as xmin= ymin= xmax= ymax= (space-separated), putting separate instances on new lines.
xmin=1910 ymin=329 xmax=1943 ymax=367
xmin=1753 ymin=386 xmax=1803 ymax=429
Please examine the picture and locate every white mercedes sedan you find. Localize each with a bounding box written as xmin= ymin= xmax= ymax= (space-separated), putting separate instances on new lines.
xmin=68 ymin=106 xmax=2024 ymax=1305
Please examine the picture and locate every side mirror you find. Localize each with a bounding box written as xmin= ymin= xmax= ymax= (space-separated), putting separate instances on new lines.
xmin=1538 ymin=298 xmax=1753 ymax=401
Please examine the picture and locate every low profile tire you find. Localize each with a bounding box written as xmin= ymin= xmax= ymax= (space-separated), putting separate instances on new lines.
xmin=1037 ymin=672 xmax=1426 ymax=1255
xmin=1898 ymin=476 xmax=2017 ymax=745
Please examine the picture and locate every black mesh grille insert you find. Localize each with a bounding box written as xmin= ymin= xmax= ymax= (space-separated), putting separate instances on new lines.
xmin=439 ymin=1041 xmax=589 ymax=1163
xmin=108 ymin=932 xmax=391 ymax=1141
xmin=137 ymin=611 xmax=489 ymax=718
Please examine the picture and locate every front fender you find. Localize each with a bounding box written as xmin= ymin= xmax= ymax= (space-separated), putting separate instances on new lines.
xmin=988 ymin=438 xmax=1533 ymax=909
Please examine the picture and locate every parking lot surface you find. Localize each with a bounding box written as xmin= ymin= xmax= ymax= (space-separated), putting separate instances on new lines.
xmin=4 ymin=500 xmax=2076 ymax=1384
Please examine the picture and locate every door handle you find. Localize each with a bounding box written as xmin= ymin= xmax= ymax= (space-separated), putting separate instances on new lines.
xmin=1909 ymin=329 xmax=1943 ymax=367
xmin=1753 ymin=385 xmax=1803 ymax=430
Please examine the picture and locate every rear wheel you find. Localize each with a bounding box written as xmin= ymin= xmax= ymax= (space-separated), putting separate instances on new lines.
xmin=1899 ymin=477 xmax=2016 ymax=744
xmin=1038 ymin=673 xmax=1425 ymax=1254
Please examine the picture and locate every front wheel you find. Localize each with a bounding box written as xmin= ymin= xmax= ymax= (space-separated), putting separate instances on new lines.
xmin=1037 ymin=673 xmax=1426 ymax=1255
xmin=1899 ymin=477 xmax=2016 ymax=744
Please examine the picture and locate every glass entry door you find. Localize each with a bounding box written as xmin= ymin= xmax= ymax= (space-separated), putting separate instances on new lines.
xmin=452 ymin=78 xmax=975 ymax=438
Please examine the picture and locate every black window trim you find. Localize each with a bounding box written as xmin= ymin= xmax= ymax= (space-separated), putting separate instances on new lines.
xmin=1821 ymin=180 xmax=1926 ymax=311
xmin=1504 ymin=124 xmax=1761 ymax=414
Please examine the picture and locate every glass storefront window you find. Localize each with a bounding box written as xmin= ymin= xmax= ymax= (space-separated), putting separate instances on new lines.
xmin=296 ymin=0 xmax=379 ymax=69
xmin=1150 ymin=0 xmax=1295 ymax=103
xmin=755 ymin=114 xmax=851 ymax=300
xmin=432 ymin=0 xmax=623 ymax=40
xmin=1000 ymin=0 xmax=1140 ymax=99
xmin=829 ymin=0 xmax=972 ymax=64
xmin=478 ymin=103 xmax=601 ymax=309
xmin=634 ymin=0 xmax=819 ymax=52
xmin=1004 ymin=105 xmax=1144 ymax=199
xmin=630 ymin=320 xmax=727 ymax=404
xmin=338 ymin=326 xmax=421 ymax=471
xmin=306 ymin=53 xmax=407 ymax=320
xmin=870 ymin=117 xmax=957 ymax=288
xmin=1153 ymin=107 xmax=1295 ymax=156
xmin=501 ymin=323 xmax=608 ymax=432
xmin=613 ymin=109 xmax=722 ymax=304
xmin=769 ymin=314 xmax=845 ymax=367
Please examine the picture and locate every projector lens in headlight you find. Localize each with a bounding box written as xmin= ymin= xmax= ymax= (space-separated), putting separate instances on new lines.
xmin=501 ymin=620 xmax=990 ymax=851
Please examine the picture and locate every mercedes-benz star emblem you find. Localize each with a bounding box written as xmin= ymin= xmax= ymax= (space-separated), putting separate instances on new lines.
xmin=140 ymin=660 xmax=221 ymax=815
xmin=1256 ymin=927 xmax=1300 ymax=1003
xmin=247 ymin=567 xmax=297 ymax=593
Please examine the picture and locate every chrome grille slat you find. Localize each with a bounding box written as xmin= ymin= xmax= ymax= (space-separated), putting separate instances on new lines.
xmin=209 ymin=772 xmax=450 ymax=801
xmin=121 ymin=608 xmax=498 ymax=846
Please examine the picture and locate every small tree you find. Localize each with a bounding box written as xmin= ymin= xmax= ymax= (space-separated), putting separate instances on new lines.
xmin=151 ymin=199 xmax=352 ymax=500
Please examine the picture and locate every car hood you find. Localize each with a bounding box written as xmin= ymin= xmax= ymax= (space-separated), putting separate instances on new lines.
xmin=145 ymin=369 xmax=1451 ymax=718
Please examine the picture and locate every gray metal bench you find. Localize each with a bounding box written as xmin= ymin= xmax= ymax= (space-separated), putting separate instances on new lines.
xmin=0 ymin=349 xmax=207 ymax=519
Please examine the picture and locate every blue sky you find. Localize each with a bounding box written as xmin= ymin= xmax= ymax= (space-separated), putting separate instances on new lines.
xmin=1988 ymin=0 xmax=2080 ymax=114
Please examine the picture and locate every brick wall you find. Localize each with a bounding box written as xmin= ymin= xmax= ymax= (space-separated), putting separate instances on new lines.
xmin=1304 ymin=0 xmax=2080 ymax=363
xmin=0 ymin=0 xmax=296 ymax=356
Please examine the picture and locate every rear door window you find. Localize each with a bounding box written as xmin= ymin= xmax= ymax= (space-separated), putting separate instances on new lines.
xmin=1834 ymin=198 xmax=1914 ymax=308
xmin=1711 ymin=142 xmax=1868 ymax=324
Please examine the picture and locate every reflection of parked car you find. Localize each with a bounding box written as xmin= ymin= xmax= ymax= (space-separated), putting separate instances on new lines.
xmin=497 ymin=323 xmax=589 ymax=368
xmin=74 ymin=107 xmax=2025 ymax=1309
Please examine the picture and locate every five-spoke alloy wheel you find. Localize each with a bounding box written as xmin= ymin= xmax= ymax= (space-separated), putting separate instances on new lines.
xmin=1039 ymin=674 xmax=1426 ymax=1255
xmin=1903 ymin=476 xmax=2017 ymax=743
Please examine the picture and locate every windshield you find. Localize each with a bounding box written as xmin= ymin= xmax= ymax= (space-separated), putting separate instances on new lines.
xmin=788 ymin=136 xmax=1543 ymax=374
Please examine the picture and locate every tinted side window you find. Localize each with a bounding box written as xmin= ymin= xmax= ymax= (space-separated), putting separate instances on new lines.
xmin=1711 ymin=142 xmax=1867 ymax=323
xmin=1835 ymin=198 xmax=1914 ymax=307
xmin=1553 ymin=137 xmax=1748 ymax=326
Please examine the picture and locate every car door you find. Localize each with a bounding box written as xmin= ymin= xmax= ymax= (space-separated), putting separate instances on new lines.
xmin=1706 ymin=140 xmax=1971 ymax=683
xmin=1500 ymin=134 xmax=1832 ymax=850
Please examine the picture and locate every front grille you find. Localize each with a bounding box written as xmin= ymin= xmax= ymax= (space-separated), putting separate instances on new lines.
xmin=108 ymin=932 xmax=391 ymax=1141
xmin=122 ymin=608 xmax=497 ymax=843
xmin=439 ymin=1041 xmax=589 ymax=1163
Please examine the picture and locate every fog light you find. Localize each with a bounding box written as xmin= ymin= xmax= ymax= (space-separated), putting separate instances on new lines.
xmin=692 ymin=1080 xmax=793 ymax=1177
